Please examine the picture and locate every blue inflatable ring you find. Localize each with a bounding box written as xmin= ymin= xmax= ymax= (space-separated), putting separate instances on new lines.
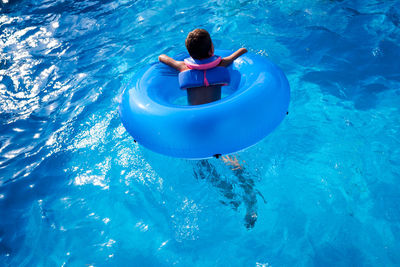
xmin=119 ymin=50 xmax=290 ymax=159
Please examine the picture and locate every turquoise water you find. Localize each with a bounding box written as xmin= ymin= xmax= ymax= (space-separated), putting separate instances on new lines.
xmin=1 ymin=0 xmax=400 ymax=266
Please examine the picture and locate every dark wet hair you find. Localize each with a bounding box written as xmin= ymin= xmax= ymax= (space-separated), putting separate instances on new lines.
xmin=185 ymin=29 xmax=212 ymax=59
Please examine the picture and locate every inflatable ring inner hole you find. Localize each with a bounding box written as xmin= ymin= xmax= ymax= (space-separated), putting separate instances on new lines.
xmin=147 ymin=65 xmax=243 ymax=107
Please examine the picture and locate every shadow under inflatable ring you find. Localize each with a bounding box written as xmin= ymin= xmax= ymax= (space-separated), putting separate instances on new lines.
xmin=119 ymin=50 xmax=290 ymax=159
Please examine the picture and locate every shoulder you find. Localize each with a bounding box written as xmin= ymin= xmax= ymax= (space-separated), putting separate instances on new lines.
xmin=218 ymin=58 xmax=229 ymax=67
xmin=178 ymin=62 xmax=189 ymax=72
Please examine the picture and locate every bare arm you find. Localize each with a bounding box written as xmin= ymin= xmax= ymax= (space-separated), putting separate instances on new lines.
xmin=219 ymin=48 xmax=248 ymax=67
xmin=158 ymin=54 xmax=188 ymax=72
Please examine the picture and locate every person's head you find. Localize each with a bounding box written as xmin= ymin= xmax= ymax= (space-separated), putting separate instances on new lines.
xmin=185 ymin=29 xmax=214 ymax=59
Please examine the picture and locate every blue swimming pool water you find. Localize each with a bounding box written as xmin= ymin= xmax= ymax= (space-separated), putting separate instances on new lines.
xmin=1 ymin=0 xmax=399 ymax=266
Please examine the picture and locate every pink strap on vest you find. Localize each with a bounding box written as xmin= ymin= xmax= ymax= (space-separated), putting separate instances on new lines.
xmin=203 ymin=70 xmax=209 ymax=87
xmin=184 ymin=57 xmax=222 ymax=70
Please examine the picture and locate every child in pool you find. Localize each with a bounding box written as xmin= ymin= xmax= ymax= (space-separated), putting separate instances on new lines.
xmin=159 ymin=30 xmax=258 ymax=228
xmin=158 ymin=28 xmax=247 ymax=105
